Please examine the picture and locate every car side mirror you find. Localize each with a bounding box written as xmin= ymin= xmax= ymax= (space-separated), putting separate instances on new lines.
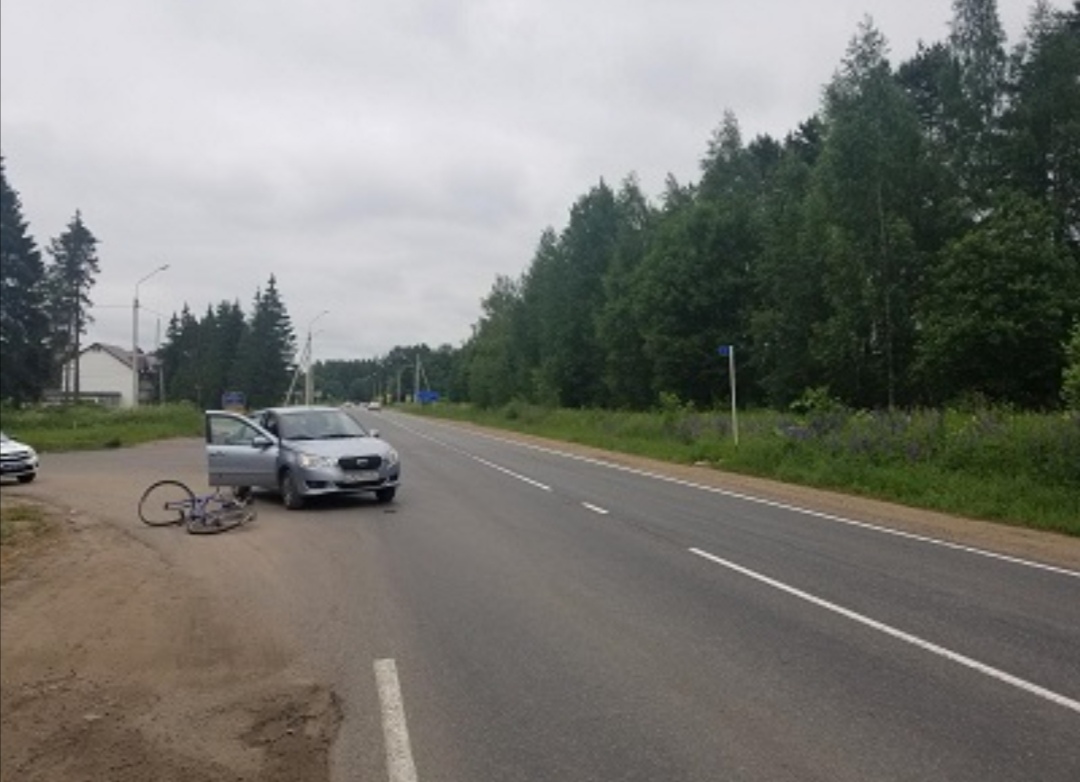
xmin=370 ymin=429 xmax=381 ymax=438
xmin=252 ymin=435 xmax=275 ymax=449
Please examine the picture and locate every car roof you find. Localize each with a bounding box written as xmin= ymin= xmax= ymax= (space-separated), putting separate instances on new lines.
xmin=262 ymin=406 xmax=341 ymax=415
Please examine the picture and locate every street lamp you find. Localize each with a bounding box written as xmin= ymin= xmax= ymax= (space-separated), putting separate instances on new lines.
xmin=132 ymin=263 xmax=169 ymax=408
xmin=304 ymin=310 xmax=329 ymax=405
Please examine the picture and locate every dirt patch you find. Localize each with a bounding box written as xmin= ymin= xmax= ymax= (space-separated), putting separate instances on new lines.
xmin=0 ymin=494 xmax=341 ymax=782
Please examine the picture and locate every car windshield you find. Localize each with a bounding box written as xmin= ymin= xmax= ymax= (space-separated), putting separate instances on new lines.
xmin=277 ymin=410 xmax=368 ymax=440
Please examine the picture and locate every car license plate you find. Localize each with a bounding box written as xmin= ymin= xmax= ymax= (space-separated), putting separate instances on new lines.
xmin=342 ymin=470 xmax=378 ymax=484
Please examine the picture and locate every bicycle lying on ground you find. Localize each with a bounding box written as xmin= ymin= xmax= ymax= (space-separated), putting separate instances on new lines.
xmin=138 ymin=480 xmax=256 ymax=534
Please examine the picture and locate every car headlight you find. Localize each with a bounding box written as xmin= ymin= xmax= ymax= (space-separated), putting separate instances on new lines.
xmin=297 ymin=452 xmax=336 ymax=470
xmin=383 ymin=448 xmax=399 ymax=468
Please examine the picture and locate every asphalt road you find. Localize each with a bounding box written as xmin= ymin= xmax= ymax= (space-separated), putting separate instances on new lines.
xmin=28 ymin=411 xmax=1080 ymax=782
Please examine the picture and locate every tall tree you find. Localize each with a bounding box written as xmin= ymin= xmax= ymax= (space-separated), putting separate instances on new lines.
xmin=813 ymin=18 xmax=924 ymax=407
xmin=947 ymin=0 xmax=1008 ymax=207
xmin=230 ymin=276 xmax=295 ymax=409
xmin=533 ymin=182 xmax=620 ymax=407
xmin=0 ymin=157 xmax=51 ymax=403
xmin=596 ymin=174 xmax=656 ymax=409
xmin=209 ymin=300 xmax=247 ymax=399
xmin=1001 ymin=1 xmax=1080 ymax=250
xmin=162 ymin=305 xmax=203 ymax=405
xmin=518 ymin=228 xmax=565 ymax=405
xmin=44 ymin=211 xmax=100 ymax=401
xmin=465 ymin=275 xmax=522 ymax=408
xmin=751 ymin=127 xmax=829 ymax=406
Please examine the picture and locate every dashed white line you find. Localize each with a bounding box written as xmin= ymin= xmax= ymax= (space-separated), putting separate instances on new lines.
xmin=374 ymin=659 xmax=419 ymax=782
xmin=582 ymin=502 xmax=609 ymax=515
xmin=689 ymin=547 xmax=1080 ymax=714
xmin=395 ymin=417 xmax=1077 ymax=578
xmin=470 ymin=454 xmax=551 ymax=491
xmin=390 ymin=424 xmax=552 ymax=492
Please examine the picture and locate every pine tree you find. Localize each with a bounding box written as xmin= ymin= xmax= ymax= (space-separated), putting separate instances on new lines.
xmin=0 ymin=157 xmax=51 ymax=403
xmin=44 ymin=211 xmax=100 ymax=401
xmin=230 ymin=276 xmax=295 ymax=408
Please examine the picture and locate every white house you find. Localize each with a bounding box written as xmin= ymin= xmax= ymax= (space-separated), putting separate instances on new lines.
xmin=53 ymin=343 xmax=161 ymax=408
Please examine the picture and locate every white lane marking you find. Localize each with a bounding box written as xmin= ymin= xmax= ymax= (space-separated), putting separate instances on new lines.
xmin=470 ymin=454 xmax=551 ymax=491
xmin=392 ymin=417 xmax=1078 ymax=579
xmin=689 ymin=547 xmax=1080 ymax=714
xmin=374 ymin=659 xmax=419 ymax=782
xmin=582 ymin=502 xmax=609 ymax=515
xmin=394 ymin=423 xmax=552 ymax=492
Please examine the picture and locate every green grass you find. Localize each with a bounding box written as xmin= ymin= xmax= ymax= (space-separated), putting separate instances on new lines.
xmin=1 ymin=402 xmax=204 ymax=452
xmin=0 ymin=501 xmax=51 ymax=545
xmin=407 ymin=401 xmax=1080 ymax=537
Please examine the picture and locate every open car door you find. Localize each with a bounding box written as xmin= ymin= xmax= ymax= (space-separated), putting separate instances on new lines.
xmin=204 ymin=410 xmax=279 ymax=489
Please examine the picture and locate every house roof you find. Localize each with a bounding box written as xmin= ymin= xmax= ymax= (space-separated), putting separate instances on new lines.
xmin=78 ymin=342 xmax=159 ymax=371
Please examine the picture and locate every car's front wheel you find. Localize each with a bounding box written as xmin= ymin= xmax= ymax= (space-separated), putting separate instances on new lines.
xmin=375 ymin=487 xmax=396 ymax=503
xmin=279 ymin=470 xmax=305 ymax=510
xmin=16 ymin=473 xmax=36 ymax=484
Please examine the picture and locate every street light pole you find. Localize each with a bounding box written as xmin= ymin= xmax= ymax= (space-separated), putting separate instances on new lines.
xmin=304 ymin=310 xmax=329 ymax=405
xmin=132 ymin=263 xmax=169 ymax=408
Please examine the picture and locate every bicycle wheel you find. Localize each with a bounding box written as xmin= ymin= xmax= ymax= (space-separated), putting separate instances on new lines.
xmin=138 ymin=480 xmax=195 ymax=526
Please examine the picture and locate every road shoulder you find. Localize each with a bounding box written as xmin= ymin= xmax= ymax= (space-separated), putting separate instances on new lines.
xmin=0 ymin=491 xmax=341 ymax=782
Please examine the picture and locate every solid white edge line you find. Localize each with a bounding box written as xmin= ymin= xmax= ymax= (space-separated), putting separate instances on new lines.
xmin=399 ymin=418 xmax=1077 ymax=579
xmin=582 ymin=502 xmax=609 ymax=515
xmin=374 ymin=658 xmax=419 ymax=782
xmin=688 ymin=547 xmax=1080 ymax=714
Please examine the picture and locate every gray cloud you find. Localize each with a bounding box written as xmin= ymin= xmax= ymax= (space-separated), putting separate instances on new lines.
xmin=2 ymin=0 xmax=1035 ymax=362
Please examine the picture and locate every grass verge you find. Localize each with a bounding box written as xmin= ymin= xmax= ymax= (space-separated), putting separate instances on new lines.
xmin=1 ymin=402 xmax=203 ymax=452
xmin=406 ymin=401 xmax=1080 ymax=537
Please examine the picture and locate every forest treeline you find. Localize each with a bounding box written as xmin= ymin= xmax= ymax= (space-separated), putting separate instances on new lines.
xmin=3 ymin=1 xmax=1079 ymax=413
xmin=451 ymin=2 xmax=1080 ymax=412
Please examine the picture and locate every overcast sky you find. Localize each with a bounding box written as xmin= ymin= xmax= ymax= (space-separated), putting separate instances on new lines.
xmin=1 ymin=0 xmax=1035 ymax=363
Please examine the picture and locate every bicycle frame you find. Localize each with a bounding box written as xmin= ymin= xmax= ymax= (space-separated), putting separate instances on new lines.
xmin=139 ymin=480 xmax=255 ymax=533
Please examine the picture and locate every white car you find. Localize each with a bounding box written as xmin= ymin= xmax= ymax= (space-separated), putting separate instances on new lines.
xmin=0 ymin=431 xmax=39 ymax=483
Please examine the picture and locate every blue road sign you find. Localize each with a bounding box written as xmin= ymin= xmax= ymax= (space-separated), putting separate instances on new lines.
xmin=221 ymin=391 xmax=246 ymax=410
xmin=717 ymin=345 xmax=731 ymax=357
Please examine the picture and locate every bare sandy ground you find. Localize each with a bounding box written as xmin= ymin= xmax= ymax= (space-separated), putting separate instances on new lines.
xmin=1 ymin=492 xmax=341 ymax=782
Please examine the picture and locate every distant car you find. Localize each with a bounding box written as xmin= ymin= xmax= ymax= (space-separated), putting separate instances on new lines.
xmin=0 ymin=431 xmax=39 ymax=483
xmin=204 ymin=406 xmax=400 ymax=509
xmin=367 ymin=400 xmax=382 ymax=411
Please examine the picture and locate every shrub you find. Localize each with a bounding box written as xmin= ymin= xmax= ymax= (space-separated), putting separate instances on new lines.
xmin=1063 ymin=322 xmax=1080 ymax=411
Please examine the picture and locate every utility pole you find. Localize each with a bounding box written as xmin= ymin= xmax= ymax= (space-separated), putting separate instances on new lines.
xmin=304 ymin=310 xmax=329 ymax=405
xmin=132 ymin=263 xmax=169 ymax=408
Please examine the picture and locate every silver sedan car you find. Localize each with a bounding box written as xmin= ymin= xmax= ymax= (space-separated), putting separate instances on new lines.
xmin=205 ymin=406 xmax=401 ymax=509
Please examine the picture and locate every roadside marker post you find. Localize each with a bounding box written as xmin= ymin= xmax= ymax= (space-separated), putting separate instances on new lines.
xmin=718 ymin=345 xmax=738 ymax=446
